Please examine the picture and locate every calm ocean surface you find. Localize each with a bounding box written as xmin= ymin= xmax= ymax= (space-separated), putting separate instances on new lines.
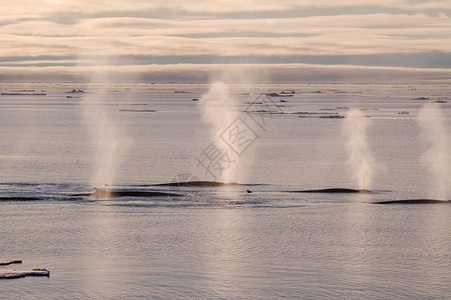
xmin=1 ymin=82 xmax=450 ymax=299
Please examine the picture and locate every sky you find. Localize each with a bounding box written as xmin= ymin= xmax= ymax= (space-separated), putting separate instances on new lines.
xmin=1 ymin=0 xmax=451 ymax=83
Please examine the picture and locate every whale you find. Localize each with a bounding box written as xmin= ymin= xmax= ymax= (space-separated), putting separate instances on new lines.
xmin=0 ymin=197 xmax=43 ymax=201
xmin=291 ymin=188 xmax=371 ymax=193
xmin=91 ymin=187 xmax=183 ymax=199
xmin=373 ymin=199 xmax=451 ymax=204
xmin=153 ymin=181 xmax=242 ymax=187
xmin=69 ymin=182 xmax=242 ymax=199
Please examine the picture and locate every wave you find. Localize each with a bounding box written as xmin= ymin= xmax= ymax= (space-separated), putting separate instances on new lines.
xmin=290 ymin=188 xmax=371 ymax=193
xmin=152 ymin=181 xmax=242 ymax=187
xmin=373 ymin=199 xmax=451 ymax=204
xmin=0 ymin=196 xmax=86 ymax=202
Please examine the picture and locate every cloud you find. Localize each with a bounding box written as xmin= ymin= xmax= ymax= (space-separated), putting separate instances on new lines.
xmin=3 ymin=0 xmax=451 ymax=15
xmin=2 ymin=13 xmax=451 ymax=56
xmin=1 ymin=63 xmax=450 ymax=84
xmin=1 ymin=0 xmax=451 ymax=82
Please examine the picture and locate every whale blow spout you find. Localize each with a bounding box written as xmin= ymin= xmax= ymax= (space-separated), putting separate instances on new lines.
xmin=344 ymin=108 xmax=375 ymax=190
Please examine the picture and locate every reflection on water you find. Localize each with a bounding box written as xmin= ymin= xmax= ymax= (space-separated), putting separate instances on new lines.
xmin=201 ymin=208 xmax=247 ymax=298
xmin=1 ymin=191 xmax=450 ymax=298
xmin=80 ymin=206 xmax=120 ymax=299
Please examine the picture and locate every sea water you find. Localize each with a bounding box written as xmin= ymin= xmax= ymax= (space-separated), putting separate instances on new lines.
xmin=1 ymin=83 xmax=450 ymax=299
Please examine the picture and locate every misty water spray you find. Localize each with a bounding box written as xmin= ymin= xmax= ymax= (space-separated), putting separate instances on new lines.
xmin=417 ymin=102 xmax=451 ymax=199
xmin=343 ymin=108 xmax=375 ymax=189
xmin=198 ymin=81 xmax=239 ymax=183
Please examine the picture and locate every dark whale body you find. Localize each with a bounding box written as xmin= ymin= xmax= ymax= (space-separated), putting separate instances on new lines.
xmin=153 ymin=181 xmax=241 ymax=187
xmin=292 ymin=188 xmax=371 ymax=193
xmin=0 ymin=197 xmax=43 ymax=201
xmin=374 ymin=199 xmax=451 ymax=204
xmin=71 ymin=182 xmax=242 ymax=199
xmin=91 ymin=187 xmax=182 ymax=199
